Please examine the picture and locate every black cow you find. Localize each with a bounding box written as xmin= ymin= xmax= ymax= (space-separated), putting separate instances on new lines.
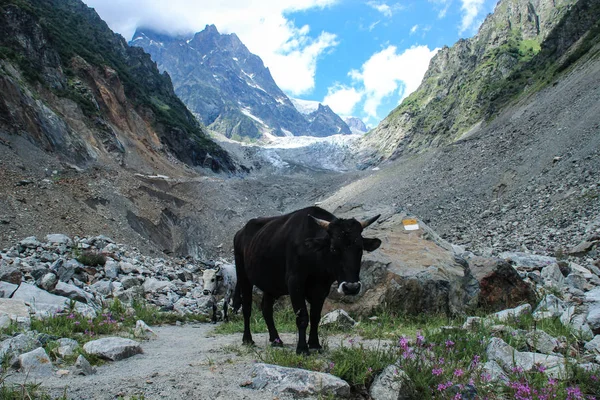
xmin=233 ymin=206 xmax=381 ymax=355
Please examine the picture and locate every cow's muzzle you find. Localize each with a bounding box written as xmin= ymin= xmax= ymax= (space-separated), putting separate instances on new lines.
xmin=338 ymin=281 xmax=361 ymax=296
xmin=203 ymin=290 xmax=210 ymax=296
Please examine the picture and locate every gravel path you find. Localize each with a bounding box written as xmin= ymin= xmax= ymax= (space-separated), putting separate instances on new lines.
xmin=22 ymin=324 xmax=300 ymax=400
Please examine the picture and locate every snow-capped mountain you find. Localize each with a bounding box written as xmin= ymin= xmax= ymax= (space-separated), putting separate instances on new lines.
xmin=131 ymin=26 xmax=350 ymax=139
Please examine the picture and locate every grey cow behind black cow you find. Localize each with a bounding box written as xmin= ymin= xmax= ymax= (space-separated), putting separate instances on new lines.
xmin=202 ymin=262 xmax=236 ymax=323
xmin=233 ymin=206 xmax=381 ymax=355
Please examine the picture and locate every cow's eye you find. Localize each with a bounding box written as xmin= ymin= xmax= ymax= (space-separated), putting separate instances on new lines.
xmin=211 ymin=279 xmax=215 ymax=282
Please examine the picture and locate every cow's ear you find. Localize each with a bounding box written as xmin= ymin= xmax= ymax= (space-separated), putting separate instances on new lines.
xmin=305 ymin=237 xmax=329 ymax=252
xmin=363 ymin=238 xmax=381 ymax=252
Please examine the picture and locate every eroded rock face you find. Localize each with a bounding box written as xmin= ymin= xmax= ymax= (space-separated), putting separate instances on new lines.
xmin=466 ymin=256 xmax=536 ymax=311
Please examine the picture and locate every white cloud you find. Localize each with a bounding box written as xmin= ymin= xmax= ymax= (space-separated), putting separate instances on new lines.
xmin=410 ymin=25 xmax=419 ymax=35
xmin=83 ymin=0 xmax=339 ymax=96
xmin=322 ymin=85 xmax=363 ymax=116
xmin=428 ymin=0 xmax=451 ymax=18
xmin=368 ymin=2 xmax=393 ymax=18
xmin=459 ymin=0 xmax=485 ymax=34
xmin=349 ymin=45 xmax=438 ymax=119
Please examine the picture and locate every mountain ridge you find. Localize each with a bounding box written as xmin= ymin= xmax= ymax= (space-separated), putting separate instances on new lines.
xmin=357 ymin=0 xmax=590 ymax=165
xmin=131 ymin=25 xmax=352 ymax=140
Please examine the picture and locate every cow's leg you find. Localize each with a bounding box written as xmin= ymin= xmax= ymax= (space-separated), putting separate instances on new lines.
xmin=223 ymin=298 xmax=229 ymax=322
xmin=235 ymin=247 xmax=254 ymax=346
xmin=261 ymin=293 xmax=282 ymax=346
xmin=240 ymin=282 xmax=254 ymax=345
xmin=211 ymin=300 xmax=218 ymax=324
xmin=289 ymin=285 xmax=309 ymax=355
xmin=307 ymin=295 xmax=325 ymax=352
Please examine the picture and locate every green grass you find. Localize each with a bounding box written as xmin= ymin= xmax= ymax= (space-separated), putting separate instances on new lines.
xmin=2 ymin=299 xmax=207 ymax=367
xmin=218 ymin=307 xmax=600 ymax=398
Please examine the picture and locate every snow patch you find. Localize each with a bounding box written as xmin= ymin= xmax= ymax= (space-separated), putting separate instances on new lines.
xmin=291 ymin=98 xmax=320 ymax=115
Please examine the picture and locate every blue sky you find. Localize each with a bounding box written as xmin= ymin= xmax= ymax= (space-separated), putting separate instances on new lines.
xmin=84 ymin=0 xmax=498 ymax=127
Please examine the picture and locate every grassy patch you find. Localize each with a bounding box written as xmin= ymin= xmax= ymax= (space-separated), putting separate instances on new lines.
xmin=2 ymin=299 xmax=207 ymax=366
xmin=221 ymin=307 xmax=600 ymax=397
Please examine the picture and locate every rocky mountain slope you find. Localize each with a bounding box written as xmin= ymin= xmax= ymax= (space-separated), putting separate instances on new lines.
xmin=0 ymin=0 xmax=345 ymax=259
xmin=322 ymin=36 xmax=600 ymax=258
xmin=344 ymin=117 xmax=368 ymax=134
xmin=131 ymin=26 xmax=351 ymax=139
xmin=0 ymin=0 xmax=235 ymax=173
xmin=357 ymin=0 xmax=589 ymax=164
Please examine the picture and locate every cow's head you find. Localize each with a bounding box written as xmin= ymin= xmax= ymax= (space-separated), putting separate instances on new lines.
xmin=202 ymin=266 xmax=222 ymax=295
xmin=307 ymin=214 xmax=381 ymax=295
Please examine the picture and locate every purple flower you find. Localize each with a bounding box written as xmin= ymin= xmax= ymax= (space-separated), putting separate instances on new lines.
xmin=398 ymin=336 xmax=409 ymax=350
xmin=67 ymin=313 xmax=75 ymax=319
xmin=471 ymin=354 xmax=481 ymax=367
xmin=416 ymin=333 xmax=424 ymax=346
xmin=566 ymin=386 xmax=584 ymax=400
xmin=454 ymin=368 xmax=464 ymax=377
xmin=432 ymin=368 xmax=444 ymax=376
xmin=536 ymin=364 xmax=546 ymax=373
xmin=74 ymin=321 xmax=80 ymax=325
xmin=437 ymin=381 xmax=453 ymax=392
xmin=445 ymin=340 xmax=455 ymax=348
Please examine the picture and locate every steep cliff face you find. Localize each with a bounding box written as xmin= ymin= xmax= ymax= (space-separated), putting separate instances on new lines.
xmin=0 ymin=0 xmax=235 ymax=172
xmin=131 ymin=26 xmax=351 ymax=139
xmin=357 ymin=0 xmax=596 ymax=165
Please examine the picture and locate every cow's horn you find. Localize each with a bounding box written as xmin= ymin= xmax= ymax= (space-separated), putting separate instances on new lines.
xmin=215 ymin=265 xmax=221 ymax=273
xmin=359 ymin=214 xmax=381 ymax=229
xmin=310 ymin=215 xmax=330 ymax=230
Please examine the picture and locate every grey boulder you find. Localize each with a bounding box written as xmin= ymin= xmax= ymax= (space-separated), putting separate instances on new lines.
xmin=83 ymin=337 xmax=142 ymax=361
xmin=250 ymin=363 xmax=350 ymax=398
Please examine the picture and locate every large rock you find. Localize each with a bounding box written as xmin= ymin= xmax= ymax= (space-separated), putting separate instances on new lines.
xmin=56 ymin=338 xmax=79 ymax=358
xmin=324 ymin=212 xmax=478 ymax=316
xmin=369 ymin=364 xmax=414 ymax=400
xmin=0 ymin=267 xmax=22 ymax=285
xmin=467 ymin=256 xmax=536 ymax=311
xmin=51 ymin=281 xmax=93 ymax=303
xmin=525 ymin=330 xmax=559 ymax=354
xmin=250 ymin=363 xmax=350 ymax=398
xmin=83 ymin=337 xmax=142 ymax=361
xmin=561 ymin=306 xmax=594 ymax=340
xmin=0 ymin=332 xmax=42 ymax=362
xmin=533 ymin=294 xmax=565 ymax=320
xmin=492 ymin=304 xmax=532 ymax=323
xmin=18 ymin=347 xmax=53 ymax=376
xmin=486 ymin=337 xmax=569 ymax=379
xmin=143 ymin=278 xmax=175 ymax=294
xmin=134 ymin=320 xmax=158 ymax=340
xmin=320 ymin=309 xmax=356 ymax=328
xmin=45 ymin=234 xmax=72 ymax=246
xmin=0 ymin=281 xmax=18 ymax=298
xmin=500 ymin=252 xmax=557 ymax=271
xmin=0 ymin=298 xmax=31 ymax=328
xmin=74 ymin=354 xmax=96 ymax=375
xmin=11 ymin=283 xmax=95 ymax=317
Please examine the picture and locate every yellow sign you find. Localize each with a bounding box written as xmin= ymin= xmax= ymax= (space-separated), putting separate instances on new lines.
xmin=402 ymin=218 xmax=420 ymax=231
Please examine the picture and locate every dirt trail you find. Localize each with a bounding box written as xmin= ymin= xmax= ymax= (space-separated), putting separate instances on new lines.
xmin=16 ymin=324 xmax=305 ymax=400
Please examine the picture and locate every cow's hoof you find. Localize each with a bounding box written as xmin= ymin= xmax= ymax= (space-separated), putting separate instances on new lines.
xmin=243 ymin=339 xmax=255 ymax=347
xmin=296 ymin=347 xmax=310 ymax=356
xmin=309 ymin=346 xmax=323 ymax=354
xmin=271 ymin=339 xmax=284 ymax=347
xmin=211 ymin=320 xmax=217 ymax=325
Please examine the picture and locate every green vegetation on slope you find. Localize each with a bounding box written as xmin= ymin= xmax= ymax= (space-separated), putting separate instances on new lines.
xmin=0 ymin=0 xmax=235 ymax=171
xmin=376 ymin=0 xmax=600 ymax=159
